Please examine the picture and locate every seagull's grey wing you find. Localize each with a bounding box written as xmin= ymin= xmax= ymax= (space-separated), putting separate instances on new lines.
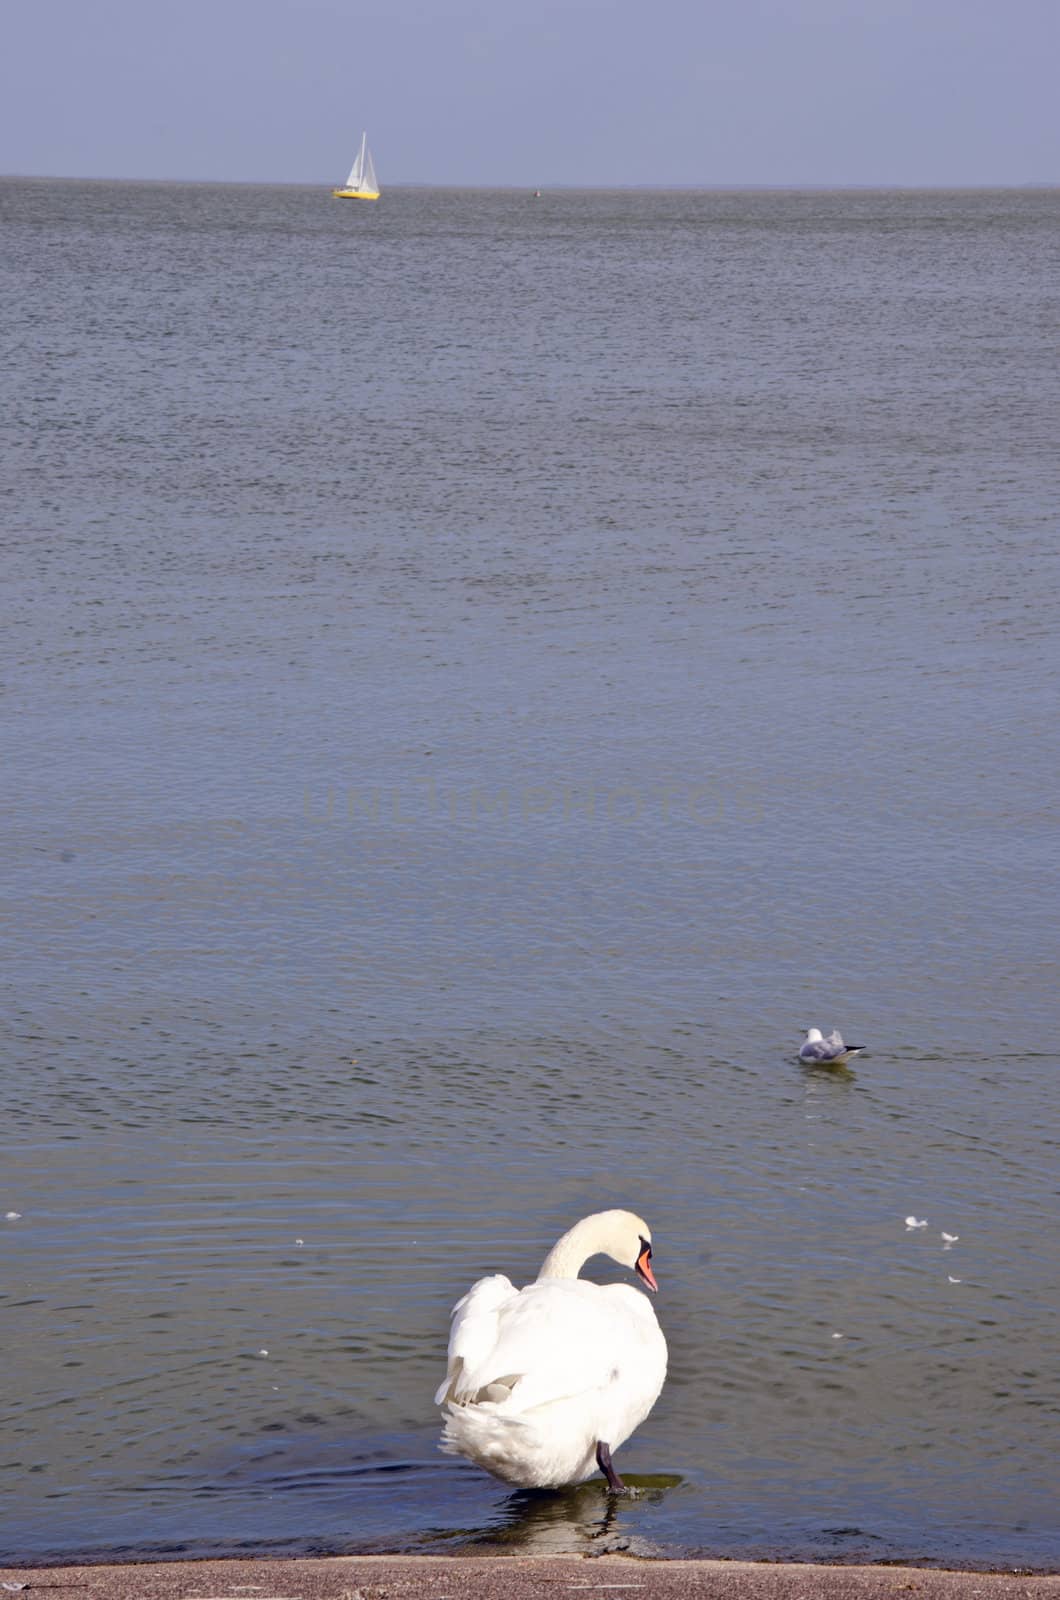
xmin=799 ymin=1038 xmax=830 ymax=1060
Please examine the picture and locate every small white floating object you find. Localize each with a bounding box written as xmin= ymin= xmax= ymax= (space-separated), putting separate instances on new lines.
xmin=258 ymin=1348 xmax=269 ymax=1357
xmin=799 ymin=1027 xmax=865 ymax=1064
xmin=295 ymin=1238 xmax=304 ymax=1246
xmin=905 ymin=1216 xmax=928 ymax=1229
xmin=948 ymin=1276 xmax=962 ymax=1284
xmin=832 ymin=1332 xmax=844 ymax=1339
xmin=942 ymin=1232 xmax=959 ymax=1243
xmin=4 ymin=1212 xmax=22 ymax=1221
xmin=3 ymin=1582 xmax=29 ymax=1591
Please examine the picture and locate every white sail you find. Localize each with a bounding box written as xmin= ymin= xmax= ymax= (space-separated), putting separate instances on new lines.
xmin=344 ymin=132 xmax=365 ymax=189
xmin=344 ymin=131 xmax=379 ymax=194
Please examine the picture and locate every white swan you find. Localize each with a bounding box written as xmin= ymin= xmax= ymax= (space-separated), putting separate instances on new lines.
xmin=434 ymin=1209 xmax=667 ymax=1492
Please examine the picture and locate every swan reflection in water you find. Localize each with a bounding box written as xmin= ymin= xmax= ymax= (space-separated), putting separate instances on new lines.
xmin=451 ymin=1474 xmax=684 ymax=1556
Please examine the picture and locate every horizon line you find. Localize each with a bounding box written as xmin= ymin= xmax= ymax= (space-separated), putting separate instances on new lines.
xmin=1 ymin=172 xmax=1057 ymax=192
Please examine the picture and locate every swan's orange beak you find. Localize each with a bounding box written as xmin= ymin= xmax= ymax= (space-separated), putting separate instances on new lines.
xmin=635 ymin=1243 xmax=658 ymax=1292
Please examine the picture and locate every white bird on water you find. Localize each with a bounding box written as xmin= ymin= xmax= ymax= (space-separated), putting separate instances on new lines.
xmin=435 ymin=1209 xmax=667 ymax=1492
xmin=799 ymin=1027 xmax=866 ymax=1064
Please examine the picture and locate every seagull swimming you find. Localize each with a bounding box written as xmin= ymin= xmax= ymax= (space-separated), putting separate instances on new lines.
xmin=799 ymin=1027 xmax=865 ymax=1064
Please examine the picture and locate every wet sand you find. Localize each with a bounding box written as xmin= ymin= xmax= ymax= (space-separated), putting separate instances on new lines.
xmin=1 ymin=1555 xmax=1056 ymax=1600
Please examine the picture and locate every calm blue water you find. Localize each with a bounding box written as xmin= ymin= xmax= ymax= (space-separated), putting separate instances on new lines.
xmin=1 ymin=180 xmax=1058 ymax=1570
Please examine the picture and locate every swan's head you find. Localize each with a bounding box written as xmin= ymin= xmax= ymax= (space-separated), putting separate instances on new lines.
xmin=591 ymin=1209 xmax=657 ymax=1290
xmin=537 ymin=1208 xmax=659 ymax=1291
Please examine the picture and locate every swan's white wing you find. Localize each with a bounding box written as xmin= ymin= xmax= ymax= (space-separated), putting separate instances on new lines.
xmin=454 ymin=1279 xmax=660 ymax=1414
xmin=435 ymin=1273 xmax=517 ymax=1405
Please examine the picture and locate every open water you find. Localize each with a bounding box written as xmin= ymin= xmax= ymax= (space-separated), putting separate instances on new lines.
xmin=1 ymin=179 xmax=1058 ymax=1569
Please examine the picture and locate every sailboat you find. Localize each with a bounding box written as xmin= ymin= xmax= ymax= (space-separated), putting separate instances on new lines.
xmin=332 ymin=131 xmax=380 ymax=200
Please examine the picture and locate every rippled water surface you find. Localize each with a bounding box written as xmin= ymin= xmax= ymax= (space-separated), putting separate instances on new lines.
xmin=1 ymin=180 xmax=1058 ymax=1569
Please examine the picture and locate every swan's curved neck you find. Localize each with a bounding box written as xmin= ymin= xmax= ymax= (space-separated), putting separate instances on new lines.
xmin=537 ymin=1217 xmax=597 ymax=1279
xmin=541 ymin=1216 xmax=640 ymax=1280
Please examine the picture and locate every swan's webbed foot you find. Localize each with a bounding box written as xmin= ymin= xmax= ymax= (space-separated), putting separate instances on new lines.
xmin=595 ymin=1440 xmax=632 ymax=1495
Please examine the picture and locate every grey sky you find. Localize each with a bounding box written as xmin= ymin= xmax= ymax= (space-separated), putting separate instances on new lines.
xmin=2 ymin=0 xmax=1057 ymax=186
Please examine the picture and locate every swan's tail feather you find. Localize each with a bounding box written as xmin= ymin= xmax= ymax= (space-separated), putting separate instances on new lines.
xmin=440 ymin=1400 xmax=532 ymax=1443
xmin=438 ymin=1401 xmax=531 ymax=1477
xmin=439 ymin=1400 xmax=590 ymax=1489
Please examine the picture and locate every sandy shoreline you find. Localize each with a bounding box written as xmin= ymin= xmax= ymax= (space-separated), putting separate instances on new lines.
xmin=1 ymin=1554 xmax=1057 ymax=1600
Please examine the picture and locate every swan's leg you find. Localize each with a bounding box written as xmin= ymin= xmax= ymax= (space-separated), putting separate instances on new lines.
xmin=595 ymin=1440 xmax=627 ymax=1494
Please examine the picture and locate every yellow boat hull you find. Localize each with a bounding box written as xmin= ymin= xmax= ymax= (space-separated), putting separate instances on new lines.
xmin=331 ymin=187 xmax=380 ymax=200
